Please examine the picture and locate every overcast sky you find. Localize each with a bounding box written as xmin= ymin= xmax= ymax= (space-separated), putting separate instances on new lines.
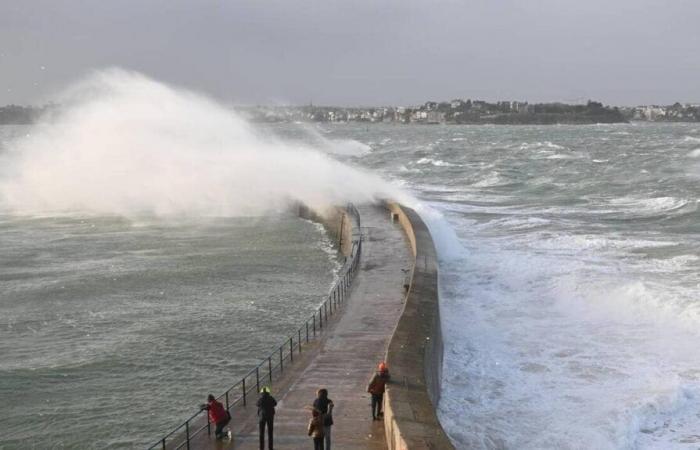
xmin=1 ymin=0 xmax=699 ymax=106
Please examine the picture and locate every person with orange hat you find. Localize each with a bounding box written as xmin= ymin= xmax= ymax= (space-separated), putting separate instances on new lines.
xmin=366 ymin=361 xmax=390 ymax=420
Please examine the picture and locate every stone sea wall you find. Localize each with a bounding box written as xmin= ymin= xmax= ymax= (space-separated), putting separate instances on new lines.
xmin=383 ymin=202 xmax=454 ymax=450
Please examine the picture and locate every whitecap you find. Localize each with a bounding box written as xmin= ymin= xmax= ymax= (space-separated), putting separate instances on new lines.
xmin=609 ymin=196 xmax=689 ymax=214
xmin=328 ymin=139 xmax=372 ymax=156
xmin=416 ymin=157 xmax=457 ymax=167
xmin=472 ymin=172 xmax=504 ymax=187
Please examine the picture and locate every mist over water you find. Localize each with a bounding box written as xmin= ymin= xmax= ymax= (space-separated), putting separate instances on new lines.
xmin=0 ymin=69 xmax=403 ymax=217
xmin=0 ymin=71 xmax=410 ymax=448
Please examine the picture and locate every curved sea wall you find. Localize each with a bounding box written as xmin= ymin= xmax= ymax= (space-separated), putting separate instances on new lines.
xmin=384 ymin=202 xmax=455 ymax=450
xmin=298 ymin=204 xmax=355 ymax=257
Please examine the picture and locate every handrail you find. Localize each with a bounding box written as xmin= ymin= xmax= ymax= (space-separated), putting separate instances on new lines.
xmin=147 ymin=204 xmax=362 ymax=450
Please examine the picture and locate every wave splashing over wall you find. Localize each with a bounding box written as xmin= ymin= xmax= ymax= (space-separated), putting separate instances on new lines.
xmin=0 ymin=69 xmax=402 ymax=217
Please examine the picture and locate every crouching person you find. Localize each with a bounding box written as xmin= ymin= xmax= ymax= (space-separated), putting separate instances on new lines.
xmin=203 ymin=394 xmax=232 ymax=440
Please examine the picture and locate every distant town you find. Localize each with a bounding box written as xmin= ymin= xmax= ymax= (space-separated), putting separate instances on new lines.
xmin=2 ymin=99 xmax=700 ymax=125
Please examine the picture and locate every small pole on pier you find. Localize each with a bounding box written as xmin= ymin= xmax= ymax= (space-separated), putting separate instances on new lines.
xmin=319 ymin=306 xmax=323 ymax=329
xmin=226 ymin=390 xmax=230 ymax=411
xmin=256 ymin=367 xmax=260 ymax=394
xmin=242 ymin=378 xmax=247 ymax=406
xmin=306 ymin=321 xmax=309 ymax=342
xmin=313 ymin=313 xmax=316 ymax=337
xmin=268 ymin=357 xmax=272 ymax=383
xmin=279 ymin=346 xmax=283 ymax=372
xmin=186 ymin=421 xmax=191 ymax=449
xmin=298 ymin=329 xmax=302 ymax=353
xmin=289 ymin=338 xmax=294 ymax=362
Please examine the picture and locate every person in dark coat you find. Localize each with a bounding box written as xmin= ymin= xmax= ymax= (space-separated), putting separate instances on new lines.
xmin=366 ymin=361 xmax=390 ymax=420
xmin=257 ymin=387 xmax=277 ymax=450
xmin=313 ymin=388 xmax=334 ymax=450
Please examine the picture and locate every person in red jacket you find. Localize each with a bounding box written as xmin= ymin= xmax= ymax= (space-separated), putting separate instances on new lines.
xmin=367 ymin=362 xmax=390 ymax=420
xmin=203 ymin=394 xmax=232 ymax=440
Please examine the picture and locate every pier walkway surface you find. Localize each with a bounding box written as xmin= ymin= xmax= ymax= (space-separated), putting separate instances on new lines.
xmin=187 ymin=204 xmax=412 ymax=450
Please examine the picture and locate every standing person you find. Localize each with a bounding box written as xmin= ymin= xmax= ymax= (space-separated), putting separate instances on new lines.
xmin=257 ymin=387 xmax=277 ymax=450
xmin=366 ymin=361 xmax=390 ymax=420
xmin=202 ymin=394 xmax=232 ymax=440
xmin=307 ymin=408 xmax=325 ymax=450
xmin=313 ymin=389 xmax=334 ymax=450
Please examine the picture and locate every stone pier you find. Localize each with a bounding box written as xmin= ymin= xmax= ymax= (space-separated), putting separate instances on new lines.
xmin=182 ymin=203 xmax=413 ymax=449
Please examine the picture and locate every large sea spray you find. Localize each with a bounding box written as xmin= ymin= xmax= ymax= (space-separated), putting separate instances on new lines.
xmin=0 ymin=69 xmax=405 ymax=217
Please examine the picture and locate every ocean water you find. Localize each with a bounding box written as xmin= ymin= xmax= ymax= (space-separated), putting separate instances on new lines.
xmin=3 ymin=114 xmax=700 ymax=450
xmin=284 ymin=122 xmax=700 ymax=450
xmin=0 ymin=125 xmax=340 ymax=448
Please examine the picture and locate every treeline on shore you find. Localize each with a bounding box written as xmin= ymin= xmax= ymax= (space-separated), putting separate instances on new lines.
xmin=2 ymin=100 xmax=700 ymax=125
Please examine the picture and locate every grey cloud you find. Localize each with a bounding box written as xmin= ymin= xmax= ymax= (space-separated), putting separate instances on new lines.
xmin=1 ymin=0 xmax=698 ymax=106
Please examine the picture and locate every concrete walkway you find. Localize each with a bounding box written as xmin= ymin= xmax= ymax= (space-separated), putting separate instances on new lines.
xmin=183 ymin=204 xmax=412 ymax=450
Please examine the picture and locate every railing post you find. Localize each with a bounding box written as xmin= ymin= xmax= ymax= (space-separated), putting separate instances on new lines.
xmin=290 ymin=338 xmax=294 ymax=362
xmin=186 ymin=421 xmax=191 ymax=450
xmin=242 ymin=378 xmax=247 ymax=406
xmin=319 ymin=306 xmax=323 ymax=329
xmin=161 ymin=438 xmax=166 ymax=450
xmin=298 ymin=329 xmax=302 ymax=353
xmin=226 ymin=390 xmax=230 ymax=411
xmin=313 ymin=313 xmax=316 ymax=336
xmin=306 ymin=321 xmax=309 ymax=342
xmin=279 ymin=346 xmax=283 ymax=372
xmin=268 ymin=357 xmax=272 ymax=383
xmin=324 ymin=302 xmax=328 ymax=322
xmin=256 ymin=366 xmax=260 ymax=394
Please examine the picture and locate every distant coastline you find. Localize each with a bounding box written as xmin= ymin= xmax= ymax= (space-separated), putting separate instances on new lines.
xmin=2 ymin=99 xmax=699 ymax=126
xmin=240 ymin=99 xmax=700 ymax=125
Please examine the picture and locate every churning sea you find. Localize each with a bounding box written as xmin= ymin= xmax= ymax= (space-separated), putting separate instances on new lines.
xmin=3 ymin=121 xmax=700 ymax=449
xmin=318 ymin=122 xmax=700 ymax=450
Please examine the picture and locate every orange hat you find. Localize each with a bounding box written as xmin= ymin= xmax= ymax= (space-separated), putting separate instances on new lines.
xmin=378 ymin=361 xmax=388 ymax=372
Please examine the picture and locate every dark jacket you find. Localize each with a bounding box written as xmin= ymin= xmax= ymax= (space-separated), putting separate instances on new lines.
xmin=367 ymin=370 xmax=390 ymax=395
xmin=313 ymin=397 xmax=334 ymax=426
xmin=257 ymin=392 xmax=277 ymax=420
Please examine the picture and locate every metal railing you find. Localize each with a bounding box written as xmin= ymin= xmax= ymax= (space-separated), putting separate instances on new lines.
xmin=147 ymin=204 xmax=362 ymax=450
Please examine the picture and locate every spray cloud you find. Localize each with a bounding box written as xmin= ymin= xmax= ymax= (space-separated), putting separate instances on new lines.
xmin=0 ymin=69 xmax=405 ymax=217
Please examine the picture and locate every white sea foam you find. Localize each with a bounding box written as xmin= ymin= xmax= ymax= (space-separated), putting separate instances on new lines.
xmin=416 ymin=157 xmax=457 ymax=167
xmin=471 ymin=172 xmax=504 ymax=187
xmin=327 ymin=139 xmax=372 ymax=156
xmin=0 ymin=69 xmax=405 ymax=217
xmin=519 ymin=141 xmax=568 ymax=151
xmin=687 ymin=148 xmax=700 ymax=158
xmin=608 ymin=196 xmax=689 ymax=214
xmin=436 ymin=227 xmax=700 ymax=449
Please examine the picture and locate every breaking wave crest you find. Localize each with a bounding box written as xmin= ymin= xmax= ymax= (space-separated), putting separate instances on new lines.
xmin=0 ymin=69 xmax=405 ymax=217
